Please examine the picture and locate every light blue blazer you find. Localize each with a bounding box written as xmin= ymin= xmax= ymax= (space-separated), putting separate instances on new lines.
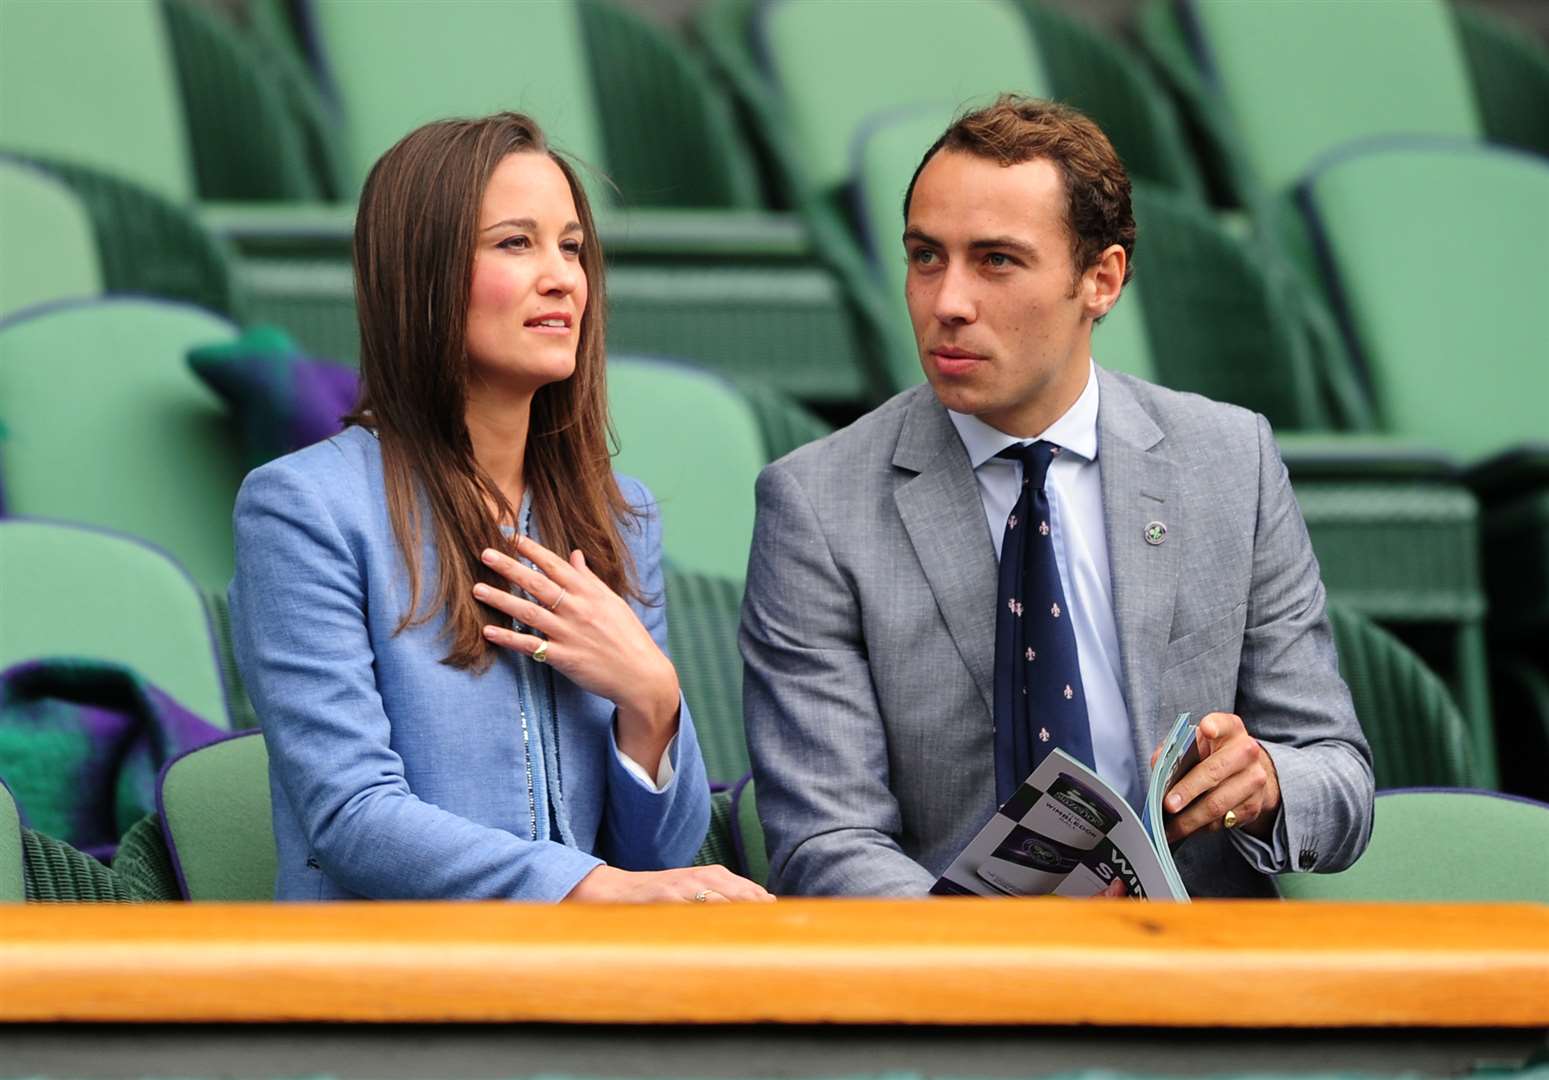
xmin=229 ymin=425 xmax=709 ymax=900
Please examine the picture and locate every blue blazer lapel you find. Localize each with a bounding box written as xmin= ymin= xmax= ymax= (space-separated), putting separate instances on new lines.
xmin=891 ymin=388 xmax=999 ymax=715
xmin=1097 ymin=367 xmax=1181 ymax=767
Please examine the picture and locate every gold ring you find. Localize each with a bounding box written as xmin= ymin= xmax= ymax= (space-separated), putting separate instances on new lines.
xmin=1223 ymin=809 xmax=1239 ymax=829
xmin=532 ymin=641 xmax=549 ymax=664
xmin=692 ymin=889 xmax=712 ymax=903
xmin=547 ymin=588 xmax=567 ymax=613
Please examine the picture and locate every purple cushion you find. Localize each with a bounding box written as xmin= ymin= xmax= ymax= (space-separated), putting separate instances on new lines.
xmin=189 ymin=325 xmax=360 ymax=468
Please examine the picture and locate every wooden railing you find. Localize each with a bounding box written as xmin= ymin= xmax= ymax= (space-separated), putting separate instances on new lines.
xmin=2 ymin=899 xmax=1545 ymax=1027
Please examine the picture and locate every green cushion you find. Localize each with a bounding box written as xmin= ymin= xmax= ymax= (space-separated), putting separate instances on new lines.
xmin=0 ymin=298 xmax=246 ymax=592
xmin=608 ymin=357 xmax=765 ymax=582
xmin=160 ymin=732 xmax=276 ymax=900
xmin=1278 ymin=790 xmax=1549 ymax=902
xmin=0 ymin=522 xmax=230 ymax=728
xmin=112 ymin=812 xmax=181 ymax=901
xmin=851 ymin=103 xmax=1154 ymax=391
xmin=21 ymin=827 xmax=128 ymax=902
xmin=0 ymin=0 xmax=194 ymax=201
xmin=758 ymin=0 xmax=1048 ymax=197
xmin=0 ymin=779 xmax=23 ymax=902
xmin=312 ymin=0 xmax=607 ymax=199
xmin=0 ymin=160 xmax=101 ymax=320
xmin=1187 ymin=0 xmax=1480 ymax=198
xmin=1301 ymin=143 xmax=1549 ymax=463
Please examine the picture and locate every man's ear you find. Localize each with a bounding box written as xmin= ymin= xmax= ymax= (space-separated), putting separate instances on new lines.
xmin=1083 ymin=244 xmax=1128 ymax=319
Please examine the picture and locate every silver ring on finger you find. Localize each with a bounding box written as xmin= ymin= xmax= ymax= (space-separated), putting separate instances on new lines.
xmin=547 ymin=588 xmax=567 ymax=613
xmin=692 ymin=889 xmax=713 ymax=903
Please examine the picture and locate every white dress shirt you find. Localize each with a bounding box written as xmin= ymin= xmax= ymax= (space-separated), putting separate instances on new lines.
xmin=947 ymin=362 xmax=1143 ymax=807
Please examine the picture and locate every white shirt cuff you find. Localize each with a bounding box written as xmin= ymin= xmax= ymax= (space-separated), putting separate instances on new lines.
xmin=616 ymin=733 xmax=678 ymax=792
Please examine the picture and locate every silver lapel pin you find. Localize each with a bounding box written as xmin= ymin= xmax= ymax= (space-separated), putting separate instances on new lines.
xmin=1144 ymin=521 xmax=1167 ymax=546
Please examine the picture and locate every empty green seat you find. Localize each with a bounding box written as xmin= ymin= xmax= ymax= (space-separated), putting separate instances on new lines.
xmin=1297 ymin=141 xmax=1549 ymax=463
xmin=0 ymin=779 xmax=23 ymax=902
xmin=0 ymin=522 xmax=231 ymax=728
xmin=0 ymin=159 xmax=101 ymax=320
xmin=608 ymin=358 xmax=768 ymax=582
xmin=731 ymin=774 xmax=769 ymax=889
xmin=665 ymin=567 xmax=748 ymax=786
xmin=159 ymin=731 xmax=275 ymax=900
xmin=1277 ymin=789 xmax=1549 ymax=901
xmin=0 ymin=298 xmax=246 ymax=593
xmin=0 ymin=0 xmax=194 ymax=202
xmin=1326 ymin=602 xmax=1476 ymax=789
xmin=1140 ymin=0 xmax=1481 ymax=208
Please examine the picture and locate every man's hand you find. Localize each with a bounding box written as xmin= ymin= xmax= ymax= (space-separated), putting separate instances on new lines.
xmin=1154 ymin=712 xmax=1280 ymax=844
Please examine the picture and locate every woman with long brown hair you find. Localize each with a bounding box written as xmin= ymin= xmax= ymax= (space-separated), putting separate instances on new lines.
xmin=229 ymin=113 xmax=768 ymax=902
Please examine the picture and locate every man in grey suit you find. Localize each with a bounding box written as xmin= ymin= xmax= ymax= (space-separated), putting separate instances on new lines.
xmin=740 ymin=96 xmax=1373 ymax=898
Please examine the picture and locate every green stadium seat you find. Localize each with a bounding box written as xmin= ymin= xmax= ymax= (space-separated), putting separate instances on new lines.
xmin=1297 ymin=141 xmax=1549 ymax=464
xmin=608 ymin=357 xmax=767 ymax=582
xmin=158 ymin=731 xmax=276 ymax=901
xmin=0 ymin=159 xmax=101 ymax=321
xmin=0 ymin=522 xmax=231 ymax=729
xmin=1139 ymin=0 xmax=1482 ymax=211
xmin=112 ymin=812 xmax=182 ymax=901
xmin=1326 ymin=603 xmax=1477 ymax=789
xmin=0 ymin=779 xmax=24 ymax=902
xmin=19 ymin=827 xmax=130 ymax=902
xmin=692 ymin=788 xmax=737 ymax=870
xmin=0 ymin=152 xmax=236 ymax=319
xmin=665 ymin=567 xmax=748 ymax=786
xmin=1277 ymin=789 xmax=1549 ymax=902
xmin=1456 ymin=4 xmax=1549 ymax=162
xmin=0 ymin=298 xmax=246 ymax=594
xmin=0 ymin=0 xmax=195 ymax=202
xmin=730 ymin=774 xmax=769 ymax=889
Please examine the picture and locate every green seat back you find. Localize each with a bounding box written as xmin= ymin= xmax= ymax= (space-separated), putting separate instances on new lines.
xmin=312 ymin=0 xmax=608 ymax=199
xmin=0 ymin=298 xmax=246 ymax=591
xmin=692 ymin=788 xmax=736 ymax=869
xmin=0 ymin=0 xmax=194 ymax=202
xmin=852 ymin=104 xmax=1154 ymax=391
xmin=759 ymin=0 xmax=1048 ymax=199
xmin=0 ymin=160 xmax=102 ymax=320
xmin=160 ymin=732 xmax=275 ymax=900
xmin=0 ymin=780 xmax=23 ymax=902
xmin=608 ymin=357 xmax=764 ymax=581
xmin=665 ymin=567 xmax=747 ymax=785
xmin=0 ymin=521 xmax=230 ymax=728
xmin=1300 ymin=143 xmax=1549 ymax=462
xmin=1326 ymin=602 xmax=1475 ymax=789
xmin=1278 ymin=790 xmax=1549 ymax=902
xmin=732 ymin=775 xmax=768 ymax=888
xmin=1185 ymin=0 xmax=1481 ymax=198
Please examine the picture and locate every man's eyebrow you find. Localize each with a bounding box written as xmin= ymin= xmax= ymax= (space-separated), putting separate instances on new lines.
xmin=480 ymin=218 xmax=584 ymax=234
xmin=968 ymin=235 xmax=1038 ymax=257
xmin=902 ymin=226 xmax=940 ymax=247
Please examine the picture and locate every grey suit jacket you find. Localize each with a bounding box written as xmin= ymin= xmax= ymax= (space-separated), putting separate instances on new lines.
xmin=740 ymin=369 xmax=1373 ymax=898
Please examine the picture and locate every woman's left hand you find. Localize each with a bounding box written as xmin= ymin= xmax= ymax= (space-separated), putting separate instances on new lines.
xmin=474 ymin=538 xmax=681 ymax=760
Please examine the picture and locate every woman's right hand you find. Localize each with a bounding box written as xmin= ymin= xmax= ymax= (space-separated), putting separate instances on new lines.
xmin=565 ymin=864 xmax=774 ymax=903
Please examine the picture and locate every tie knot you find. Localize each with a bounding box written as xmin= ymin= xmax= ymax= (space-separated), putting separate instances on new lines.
xmin=996 ymin=440 xmax=1059 ymax=490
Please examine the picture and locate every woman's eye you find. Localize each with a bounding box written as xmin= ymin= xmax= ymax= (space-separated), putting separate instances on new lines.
xmin=562 ymin=240 xmax=584 ymax=257
xmin=498 ymin=235 xmax=530 ymax=251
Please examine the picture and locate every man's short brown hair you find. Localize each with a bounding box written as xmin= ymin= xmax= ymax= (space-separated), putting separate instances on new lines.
xmin=904 ymin=95 xmax=1135 ymax=285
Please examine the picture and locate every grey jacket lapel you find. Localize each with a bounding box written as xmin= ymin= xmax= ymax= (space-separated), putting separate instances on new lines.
xmin=1097 ymin=368 xmax=1181 ymax=764
xmin=892 ymin=389 xmax=999 ymax=715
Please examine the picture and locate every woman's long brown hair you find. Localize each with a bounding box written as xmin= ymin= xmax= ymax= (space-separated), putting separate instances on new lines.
xmin=347 ymin=112 xmax=639 ymax=671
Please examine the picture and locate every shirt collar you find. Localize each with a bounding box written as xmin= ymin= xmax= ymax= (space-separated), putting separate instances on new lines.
xmin=947 ymin=360 xmax=1100 ymax=470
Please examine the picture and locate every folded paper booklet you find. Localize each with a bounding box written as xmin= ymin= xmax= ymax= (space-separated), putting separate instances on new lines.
xmin=931 ymin=711 xmax=1200 ymax=901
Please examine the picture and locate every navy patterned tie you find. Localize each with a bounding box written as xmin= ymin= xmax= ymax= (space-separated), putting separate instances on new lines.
xmin=991 ymin=441 xmax=1094 ymax=803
